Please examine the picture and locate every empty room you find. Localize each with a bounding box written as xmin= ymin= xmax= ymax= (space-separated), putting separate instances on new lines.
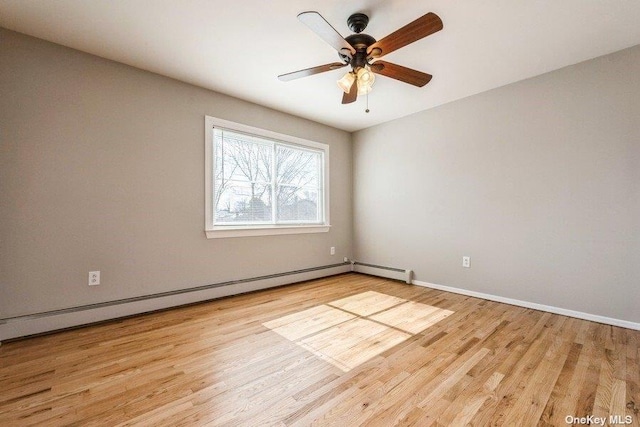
xmin=1 ymin=1 xmax=639 ymax=425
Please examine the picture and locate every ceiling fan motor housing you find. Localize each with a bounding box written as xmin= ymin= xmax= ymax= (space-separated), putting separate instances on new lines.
xmin=347 ymin=13 xmax=369 ymax=33
xmin=341 ymin=13 xmax=377 ymax=69
xmin=343 ymin=33 xmax=376 ymax=69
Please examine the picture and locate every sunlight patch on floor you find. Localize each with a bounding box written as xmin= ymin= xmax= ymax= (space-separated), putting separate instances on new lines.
xmin=298 ymin=318 xmax=410 ymax=372
xmin=327 ymin=290 xmax=406 ymax=316
xmin=370 ymin=301 xmax=454 ymax=334
xmin=262 ymin=291 xmax=454 ymax=372
xmin=262 ymin=304 xmax=356 ymax=341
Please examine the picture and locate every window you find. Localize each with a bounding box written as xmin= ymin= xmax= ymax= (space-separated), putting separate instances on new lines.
xmin=205 ymin=116 xmax=330 ymax=238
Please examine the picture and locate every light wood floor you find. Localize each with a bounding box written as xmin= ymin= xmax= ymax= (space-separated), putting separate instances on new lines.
xmin=1 ymin=273 xmax=638 ymax=426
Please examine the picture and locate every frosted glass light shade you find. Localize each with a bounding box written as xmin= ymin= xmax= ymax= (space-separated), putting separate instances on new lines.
xmin=337 ymin=72 xmax=356 ymax=93
xmin=356 ymin=66 xmax=375 ymax=95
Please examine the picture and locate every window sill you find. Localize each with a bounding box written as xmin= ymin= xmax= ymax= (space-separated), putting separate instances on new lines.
xmin=205 ymin=224 xmax=330 ymax=239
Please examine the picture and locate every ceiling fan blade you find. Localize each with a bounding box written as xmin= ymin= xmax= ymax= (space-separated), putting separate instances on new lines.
xmin=341 ymin=79 xmax=358 ymax=104
xmin=367 ymin=12 xmax=443 ymax=59
xmin=298 ymin=11 xmax=356 ymax=57
xmin=370 ymin=61 xmax=432 ymax=87
xmin=278 ymin=62 xmax=347 ymax=82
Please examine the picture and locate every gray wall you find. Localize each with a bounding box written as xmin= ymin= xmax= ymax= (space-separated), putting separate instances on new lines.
xmin=353 ymin=45 xmax=640 ymax=323
xmin=0 ymin=29 xmax=352 ymax=318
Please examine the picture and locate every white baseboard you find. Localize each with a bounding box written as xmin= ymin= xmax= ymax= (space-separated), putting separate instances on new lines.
xmin=412 ymin=279 xmax=640 ymax=331
xmin=0 ymin=264 xmax=351 ymax=342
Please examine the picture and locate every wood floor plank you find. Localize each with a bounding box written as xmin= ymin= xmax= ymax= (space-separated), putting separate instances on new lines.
xmin=627 ymin=328 xmax=640 ymax=427
xmin=501 ymin=335 xmax=573 ymax=425
xmin=1 ymin=273 xmax=638 ymax=426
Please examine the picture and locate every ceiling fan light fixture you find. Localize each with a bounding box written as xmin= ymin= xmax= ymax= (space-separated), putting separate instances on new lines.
xmin=337 ymin=72 xmax=356 ymax=93
xmin=356 ymin=66 xmax=375 ymax=95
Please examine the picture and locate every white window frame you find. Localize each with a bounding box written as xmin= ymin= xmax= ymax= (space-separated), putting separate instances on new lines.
xmin=204 ymin=116 xmax=330 ymax=238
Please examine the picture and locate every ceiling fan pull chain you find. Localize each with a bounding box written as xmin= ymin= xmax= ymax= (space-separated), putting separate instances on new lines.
xmin=365 ymin=91 xmax=370 ymax=113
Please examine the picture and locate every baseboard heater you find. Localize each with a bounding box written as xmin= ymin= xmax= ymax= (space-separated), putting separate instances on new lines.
xmin=352 ymin=262 xmax=413 ymax=284
xmin=0 ymin=262 xmax=351 ymax=342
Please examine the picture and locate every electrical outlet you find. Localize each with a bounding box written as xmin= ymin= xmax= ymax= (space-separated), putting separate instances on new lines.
xmin=330 ymin=247 xmax=335 ymax=255
xmin=462 ymin=256 xmax=470 ymax=268
xmin=89 ymin=271 xmax=100 ymax=286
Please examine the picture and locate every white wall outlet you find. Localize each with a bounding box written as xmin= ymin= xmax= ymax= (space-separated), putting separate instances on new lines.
xmin=462 ymin=256 xmax=471 ymax=268
xmin=330 ymin=246 xmax=335 ymax=255
xmin=89 ymin=271 xmax=100 ymax=286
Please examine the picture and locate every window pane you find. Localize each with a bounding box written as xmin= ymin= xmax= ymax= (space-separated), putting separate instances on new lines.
xmin=215 ymin=129 xmax=272 ymax=183
xmin=276 ymin=145 xmax=320 ymax=188
xmin=277 ymin=186 xmax=319 ymax=222
xmin=214 ymin=127 xmax=274 ymax=225
xmin=215 ymin=181 xmax=273 ymax=223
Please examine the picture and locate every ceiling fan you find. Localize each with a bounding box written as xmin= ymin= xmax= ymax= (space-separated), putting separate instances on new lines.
xmin=278 ymin=11 xmax=443 ymax=105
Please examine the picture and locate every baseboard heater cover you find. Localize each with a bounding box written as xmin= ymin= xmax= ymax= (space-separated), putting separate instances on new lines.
xmin=0 ymin=262 xmax=351 ymax=342
xmin=353 ymin=262 xmax=413 ymax=284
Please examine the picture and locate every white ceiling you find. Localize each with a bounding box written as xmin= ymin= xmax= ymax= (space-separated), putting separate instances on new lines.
xmin=1 ymin=1 xmax=640 ymax=132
